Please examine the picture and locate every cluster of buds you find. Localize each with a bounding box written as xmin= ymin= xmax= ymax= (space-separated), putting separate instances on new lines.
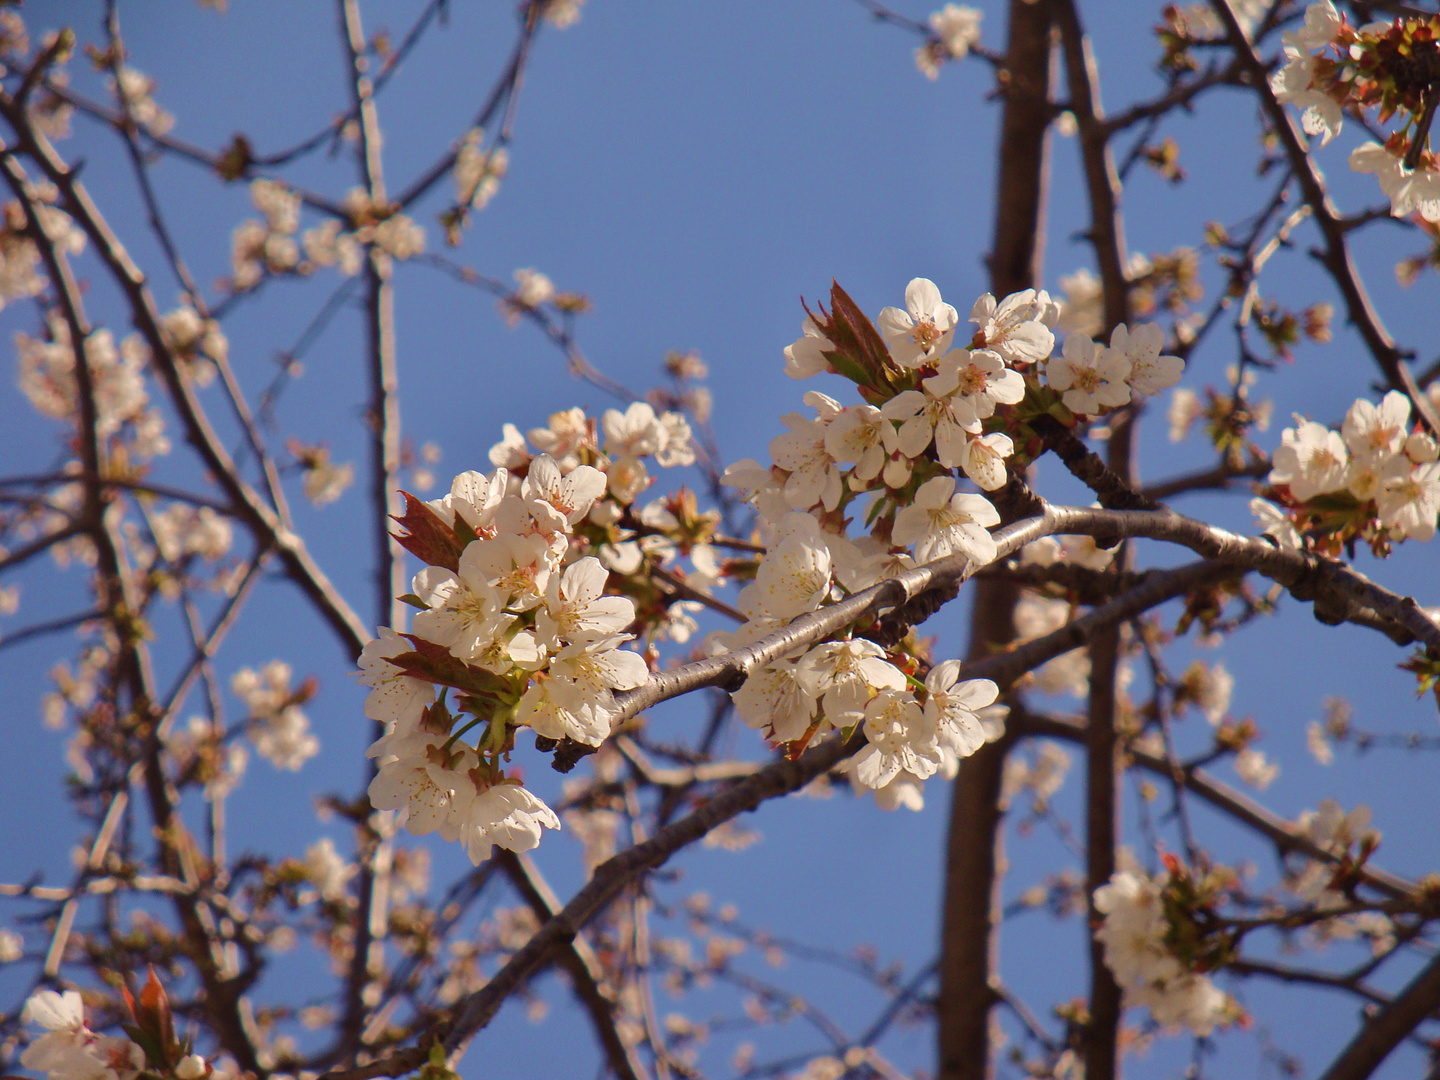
xmin=1272 ymin=1 xmax=1440 ymax=220
xmin=231 ymin=179 xmax=426 ymax=290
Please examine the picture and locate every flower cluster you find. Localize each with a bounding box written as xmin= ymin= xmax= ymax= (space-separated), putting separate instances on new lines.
xmin=0 ymin=186 xmax=84 ymax=310
xmin=1093 ymin=864 xmax=1235 ymax=1036
xmin=916 ymin=4 xmax=982 ymax=79
xmin=20 ymin=975 xmax=236 ymax=1080
xmin=1271 ymin=2 xmax=1440 ymax=221
xmin=717 ymin=277 xmax=1186 ymax=809
xmin=444 ymin=128 xmax=510 ymax=242
xmin=19 ymin=990 xmax=145 ymax=1080
xmin=232 ymin=179 xmax=425 ymax=290
xmin=1253 ymin=389 xmax=1440 ymax=553
xmin=110 ymin=66 xmax=174 ymax=136
xmin=1043 ymin=320 xmax=1184 ymax=415
xmin=305 ymin=188 xmax=425 ymax=276
xmin=18 ymin=319 xmax=170 ymax=459
xmin=232 ymin=660 xmax=320 ymax=771
xmin=159 ymin=300 xmax=225 ymax=387
xmin=360 ymin=401 xmax=703 ymax=864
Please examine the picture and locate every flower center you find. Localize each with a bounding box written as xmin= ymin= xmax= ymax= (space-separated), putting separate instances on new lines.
xmin=910 ymin=317 xmax=942 ymax=352
xmin=958 ymin=365 xmax=989 ymax=397
xmin=1074 ymin=366 xmax=1102 ymax=393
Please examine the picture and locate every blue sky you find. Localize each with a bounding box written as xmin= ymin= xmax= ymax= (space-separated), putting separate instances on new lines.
xmin=2 ymin=1 xmax=1439 ymax=1077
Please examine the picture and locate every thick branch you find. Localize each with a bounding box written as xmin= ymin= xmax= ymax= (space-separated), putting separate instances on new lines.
xmin=1317 ymin=952 xmax=1440 ymax=1080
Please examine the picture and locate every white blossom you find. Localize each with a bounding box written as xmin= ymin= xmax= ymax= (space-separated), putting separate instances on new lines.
xmin=969 ymin=289 xmax=1057 ymax=366
xmin=536 ymin=556 xmax=637 ymax=649
xmin=929 ymin=4 xmax=981 ymax=58
xmin=1168 ymin=387 xmax=1203 ymax=442
xmin=1046 ymin=331 xmax=1132 ymax=414
xmin=769 ymin=404 xmax=845 ymax=512
xmin=1342 ymin=391 xmax=1410 ymax=466
xmin=891 ymin=475 xmax=1000 ymax=566
xmin=957 ymin=431 xmax=1014 ymax=491
xmin=1269 ymin=416 xmax=1348 ymax=501
xmin=732 ymin=658 xmax=817 ymax=743
xmin=738 ymin=513 xmax=833 ymax=621
xmin=925 ymin=347 xmax=1025 ymax=426
xmin=1377 ymin=459 xmax=1440 ymax=541
xmin=784 ymin=316 xmax=833 ymax=379
xmin=880 ymin=386 xmax=978 ymax=469
xmin=512 ymin=267 xmax=555 ymax=308
xmin=1250 ymin=497 xmax=1303 ymax=550
xmin=923 ymin=662 xmax=998 ymax=758
xmin=795 ymin=639 xmax=906 ymax=728
xmin=455 ymin=781 xmax=561 ymax=864
xmin=824 ymin=405 xmax=892 ymax=486
xmin=303 ymin=838 xmax=355 ymax=901
xmin=1108 ymin=322 xmax=1183 ymax=396
xmin=1235 ymin=747 xmax=1278 ymax=790
xmin=852 ymin=689 xmax=942 ymax=789
xmin=1350 ymin=142 xmax=1440 ymax=223
xmin=232 ymin=661 xmax=318 ymax=770
xmin=877 ymin=277 xmax=958 ymax=369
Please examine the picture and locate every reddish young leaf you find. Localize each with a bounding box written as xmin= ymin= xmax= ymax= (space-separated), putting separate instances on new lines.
xmin=391 ymin=492 xmax=465 ymax=572
xmin=827 ymin=280 xmax=896 ymax=385
xmin=387 ymin=635 xmax=514 ymax=702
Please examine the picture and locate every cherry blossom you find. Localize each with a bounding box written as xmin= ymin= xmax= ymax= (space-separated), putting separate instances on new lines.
xmin=733 ymin=658 xmax=818 ymax=743
xmin=454 ymin=781 xmax=561 ymax=864
xmin=536 ymin=557 xmax=638 ymax=649
xmin=1342 ymin=390 xmax=1410 ymax=464
xmin=368 ymin=732 xmax=478 ymax=839
xmin=876 ymin=277 xmax=958 ymax=369
xmin=823 ymin=405 xmax=893 ymax=487
xmin=1377 ymin=459 xmax=1440 ymax=541
xmin=1235 ymin=747 xmax=1279 ymax=790
xmin=1045 ymin=331 xmax=1132 ymax=414
xmin=879 ymin=386 xmax=977 ymax=469
xmin=890 ymin=475 xmax=1000 ymax=565
xmin=769 ymin=404 xmax=845 ymax=512
xmin=929 ymin=4 xmax=982 ymax=59
xmin=21 ymin=989 xmax=146 ymax=1080
xmin=1250 ymin=497 xmax=1303 ymax=550
xmin=784 ymin=316 xmax=833 ymax=379
xmin=1349 ymin=143 xmax=1440 ymax=223
xmin=924 ymin=347 xmax=1025 ymax=426
xmin=852 ymin=689 xmax=943 ymax=789
xmin=968 ymin=288 xmax=1057 ymax=366
xmin=957 ymin=431 xmax=1014 ymax=491
xmin=1093 ymin=871 xmax=1229 ymax=1036
xmin=522 ymin=454 xmax=607 ymax=527
xmin=1269 ymin=416 xmax=1348 ymax=501
xmin=1107 ymin=322 xmax=1183 ymax=397
xmin=795 ymin=639 xmax=906 ymax=728
xmin=923 ymin=663 xmax=998 ymax=758
xmin=738 ymin=512 xmax=834 ymax=621
xmin=1271 ymin=34 xmax=1342 ymax=145
xmin=304 ymin=838 xmax=356 ymax=901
